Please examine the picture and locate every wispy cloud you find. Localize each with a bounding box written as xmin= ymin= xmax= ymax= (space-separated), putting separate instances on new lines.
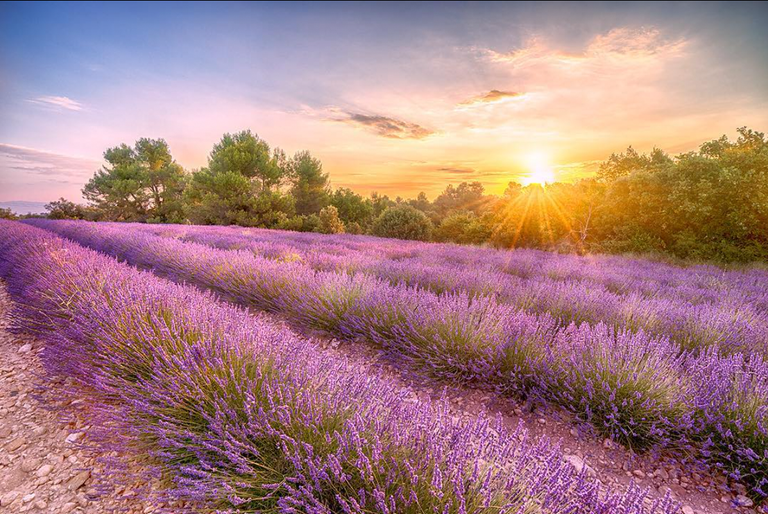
xmin=340 ymin=113 xmax=434 ymax=140
xmin=438 ymin=166 xmax=476 ymax=175
xmin=0 ymin=143 xmax=100 ymax=177
xmin=459 ymin=90 xmax=524 ymax=107
xmin=482 ymin=27 xmax=686 ymax=67
xmin=27 ymin=95 xmax=83 ymax=111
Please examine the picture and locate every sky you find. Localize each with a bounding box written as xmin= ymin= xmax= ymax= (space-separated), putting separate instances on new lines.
xmin=1 ymin=1 xmax=767 ymax=206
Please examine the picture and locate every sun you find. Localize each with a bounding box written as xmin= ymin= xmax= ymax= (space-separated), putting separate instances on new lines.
xmin=522 ymin=152 xmax=556 ymax=185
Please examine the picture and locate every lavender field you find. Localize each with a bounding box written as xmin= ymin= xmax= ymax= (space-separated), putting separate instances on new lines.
xmin=2 ymin=218 xmax=767 ymax=513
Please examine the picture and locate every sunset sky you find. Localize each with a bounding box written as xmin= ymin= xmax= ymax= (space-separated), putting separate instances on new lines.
xmin=1 ymin=1 xmax=767 ymax=206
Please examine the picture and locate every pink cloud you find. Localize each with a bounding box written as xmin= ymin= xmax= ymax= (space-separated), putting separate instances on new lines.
xmin=28 ymin=95 xmax=84 ymax=111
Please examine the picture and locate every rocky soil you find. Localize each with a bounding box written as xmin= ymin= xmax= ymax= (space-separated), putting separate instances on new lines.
xmin=0 ymin=286 xmax=158 ymax=514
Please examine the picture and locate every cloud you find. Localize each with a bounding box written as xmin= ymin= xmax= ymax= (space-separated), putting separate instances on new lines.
xmin=481 ymin=27 xmax=686 ymax=68
xmin=459 ymin=90 xmax=524 ymax=106
xmin=27 ymin=96 xmax=83 ymax=111
xmin=438 ymin=166 xmax=476 ymax=175
xmin=0 ymin=143 xmax=100 ymax=178
xmin=340 ymin=113 xmax=434 ymax=139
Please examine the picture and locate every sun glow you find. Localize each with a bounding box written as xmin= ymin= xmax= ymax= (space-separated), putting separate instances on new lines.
xmin=522 ymin=153 xmax=556 ymax=185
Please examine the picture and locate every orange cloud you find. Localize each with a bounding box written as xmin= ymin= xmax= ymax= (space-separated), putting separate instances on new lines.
xmin=339 ymin=113 xmax=434 ymax=139
xmin=459 ymin=90 xmax=524 ymax=107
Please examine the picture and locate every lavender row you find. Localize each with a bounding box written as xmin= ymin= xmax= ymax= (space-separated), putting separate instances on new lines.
xmin=1 ymin=219 xmax=679 ymax=513
xmin=27 ymin=219 xmax=768 ymax=502
xmin=121 ymin=222 xmax=767 ymax=355
xmin=132 ymin=222 xmax=768 ymax=313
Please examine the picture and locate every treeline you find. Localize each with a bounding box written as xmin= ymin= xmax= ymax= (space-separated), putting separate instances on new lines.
xmin=6 ymin=127 xmax=765 ymax=263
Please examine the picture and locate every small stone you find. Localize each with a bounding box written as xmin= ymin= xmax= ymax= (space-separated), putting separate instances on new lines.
xmin=60 ymin=502 xmax=77 ymax=513
xmin=65 ymin=431 xmax=84 ymax=444
xmin=633 ymin=469 xmax=646 ymax=478
xmin=656 ymin=468 xmax=669 ymax=480
xmin=681 ymin=507 xmax=694 ymax=514
xmin=5 ymin=436 xmax=25 ymax=451
xmin=67 ymin=470 xmax=90 ymax=491
xmin=564 ymin=454 xmax=596 ymax=478
xmin=36 ymin=464 xmax=53 ymax=477
xmin=1 ymin=491 xmax=19 ymax=507
xmin=0 ymin=426 xmax=12 ymax=438
xmin=735 ymin=494 xmax=754 ymax=507
xmin=20 ymin=457 xmax=41 ymax=473
xmin=18 ymin=343 xmax=32 ymax=353
xmin=537 ymin=418 xmax=546 ymax=425
xmin=22 ymin=492 xmax=35 ymax=503
xmin=33 ymin=500 xmax=47 ymax=510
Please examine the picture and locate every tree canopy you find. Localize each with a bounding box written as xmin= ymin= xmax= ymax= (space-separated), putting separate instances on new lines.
xmin=82 ymin=138 xmax=186 ymax=222
xmin=65 ymin=126 xmax=768 ymax=264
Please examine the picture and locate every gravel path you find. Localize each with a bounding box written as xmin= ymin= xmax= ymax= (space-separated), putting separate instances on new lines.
xmin=0 ymin=285 xmax=157 ymax=514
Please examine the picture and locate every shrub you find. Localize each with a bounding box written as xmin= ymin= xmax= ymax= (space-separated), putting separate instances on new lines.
xmin=317 ymin=205 xmax=345 ymax=234
xmin=372 ymin=205 xmax=432 ymax=241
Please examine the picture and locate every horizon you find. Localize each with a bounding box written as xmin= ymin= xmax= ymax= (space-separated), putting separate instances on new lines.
xmin=1 ymin=1 xmax=767 ymax=206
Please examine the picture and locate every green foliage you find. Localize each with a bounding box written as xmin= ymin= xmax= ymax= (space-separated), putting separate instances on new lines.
xmin=372 ymin=205 xmax=433 ymax=241
xmin=345 ymin=221 xmax=363 ymax=234
xmin=408 ymin=192 xmax=432 ymax=212
xmin=289 ymin=151 xmax=330 ymax=215
xmin=434 ymin=211 xmax=491 ymax=244
xmin=45 ymin=198 xmax=91 ymax=220
xmin=594 ymin=127 xmax=768 ymax=262
xmin=433 ymin=181 xmax=490 ymax=216
xmin=183 ymin=131 xmax=293 ymax=227
xmin=208 ymin=130 xmax=284 ymax=190
xmin=77 ymin=126 xmax=767 ymax=263
xmin=277 ymin=214 xmax=321 ymax=233
xmin=82 ymin=138 xmax=186 ymax=222
xmin=330 ymin=188 xmax=374 ymax=227
xmin=370 ymin=192 xmax=395 ymax=218
xmin=185 ymin=169 xmax=294 ymax=227
xmin=317 ymin=206 xmax=345 ymax=234
xmin=0 ymin=207 xmax=17 ymax=220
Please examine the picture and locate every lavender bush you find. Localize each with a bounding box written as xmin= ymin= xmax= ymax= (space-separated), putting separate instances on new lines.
xmin=0 ymin=219 xmax=679 ymax=513
xmin=24 ymin=219 xmax=768 ymax=503
xmin=122 ymin=222 xmax=768 ymax=355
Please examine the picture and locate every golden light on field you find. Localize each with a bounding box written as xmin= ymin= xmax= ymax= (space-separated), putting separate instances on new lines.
xmin=522 ymin=153 xmax=556 ymax=185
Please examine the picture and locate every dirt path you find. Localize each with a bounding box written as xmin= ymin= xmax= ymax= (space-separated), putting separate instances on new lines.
xmin=0 ymin=285 xmax=156 ymax=514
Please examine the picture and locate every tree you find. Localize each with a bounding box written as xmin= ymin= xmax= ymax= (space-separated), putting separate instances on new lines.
xmin=594 ymin=128 xmax=768 ymax=261
xmin=317 ymin=205 xmax=345 ymax=234
xmin=208 ymin=130 xmax=284 ymax=190
xmin=330 ymin=188 xmax=374 ymax=226
xmin=45 ymin=198 xmax=89 ymax=220
xmin=597 ymin=146 xmax=672 ymax=182
xmin=434 ymin=211 xmax=491 ymax=244
xmin=82 ymin=138 xmax=186 ymax=222
xmin=289 ymin=151 xmax=330 ymax=215
xmin=433 ymin=182 xmax=490 ymax=217
xmin=184 ymin=170 xmax=294 ymax=227
xmin=372 ymin=205 xmax=433 ymax=241
xmin=184 ymin=131 xmax=293 ymax=226
xmin=0 ymin=207 xmax=17 ymax=220
xmin=370 ymin=192 xmax=395 ymax=218
xmin=408 ymin=192 xmax=432 ymax=212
